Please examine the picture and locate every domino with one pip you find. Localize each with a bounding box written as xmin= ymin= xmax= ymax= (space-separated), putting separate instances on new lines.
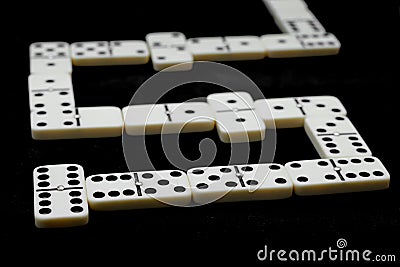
xmin=207 ymin=92 xmax=265 ymax=143
xmin=123 ymin=102 xmax=215 ymax=135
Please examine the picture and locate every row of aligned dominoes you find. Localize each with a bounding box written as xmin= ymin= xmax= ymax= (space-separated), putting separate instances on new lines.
xmin=34 ymin=156 xmax=390 ymax=228
xmin=30 ymin=32 xmax=339 ymax=73
xmin=29 ymin=0 xmax=340 ymax=74
xmin=30 ymin=85 xmax=367 ymax=153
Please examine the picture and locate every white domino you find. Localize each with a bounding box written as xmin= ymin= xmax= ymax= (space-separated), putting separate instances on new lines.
xmin=285 ymin=157 xmax=390 ymax=196
xmin=31 ymin=106 xmax=123 ymax=140
xmin=207 ymin=92 xmax=265 ymax=143
xmin=28 ymin=74 xmax=75 ymax=112
xmin=254 ymin=96 xmax=347 ymax=128
xmin=123 ymin=102 xmax=215 ymax=135
xmin=261 ymin=33 xmax=340 ymax=57
xmin=298 ymin=96 xmax=347 ymax=117
xmin=305 ymin=116 xmax=372 ymax=158
xmin=71 ymin=40 xmax=150 ymax=66
xmin=86 ymin=170 xmax=192 ymax=210
xmin=70 ymin=41 xmax=111 ymax=66
xmin=109 ymin=40 xmax=150 ymax=65
xmin=187 ymin=163 xmax=293 ymax=204
xmin=187 ymin=36 xmax=264 ymax=61
xmin=33 ymin=164 xmax=88 ymax=228
xmin=145 ymin=32 xmax=193 ymax=71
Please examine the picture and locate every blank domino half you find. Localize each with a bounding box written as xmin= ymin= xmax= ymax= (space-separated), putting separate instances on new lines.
xmin=86 ymin=170 xmax=192 ymax=210
xmin=305 ymin=116 xmax=372 ymax=158
xmin=33 ymin=164 xmax=88 ymax=228
xmin=207 ymin=92 xmax=265 ymax=143
xmin=254 ymin=96 xmax=347 ymax=128
xmin=187 ymin=163 xmax=293 ymax=205
xmin=285 ymin=157 xmax=390 ymax=196
xmin=31 ymin=106 xmax=123 ymax=140
xmin=123 ymin=102 xmax=215 ymax=135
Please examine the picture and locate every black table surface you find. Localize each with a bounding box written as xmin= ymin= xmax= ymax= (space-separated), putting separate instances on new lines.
xmin=6 ymin=0 xmax=399 ymax=264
